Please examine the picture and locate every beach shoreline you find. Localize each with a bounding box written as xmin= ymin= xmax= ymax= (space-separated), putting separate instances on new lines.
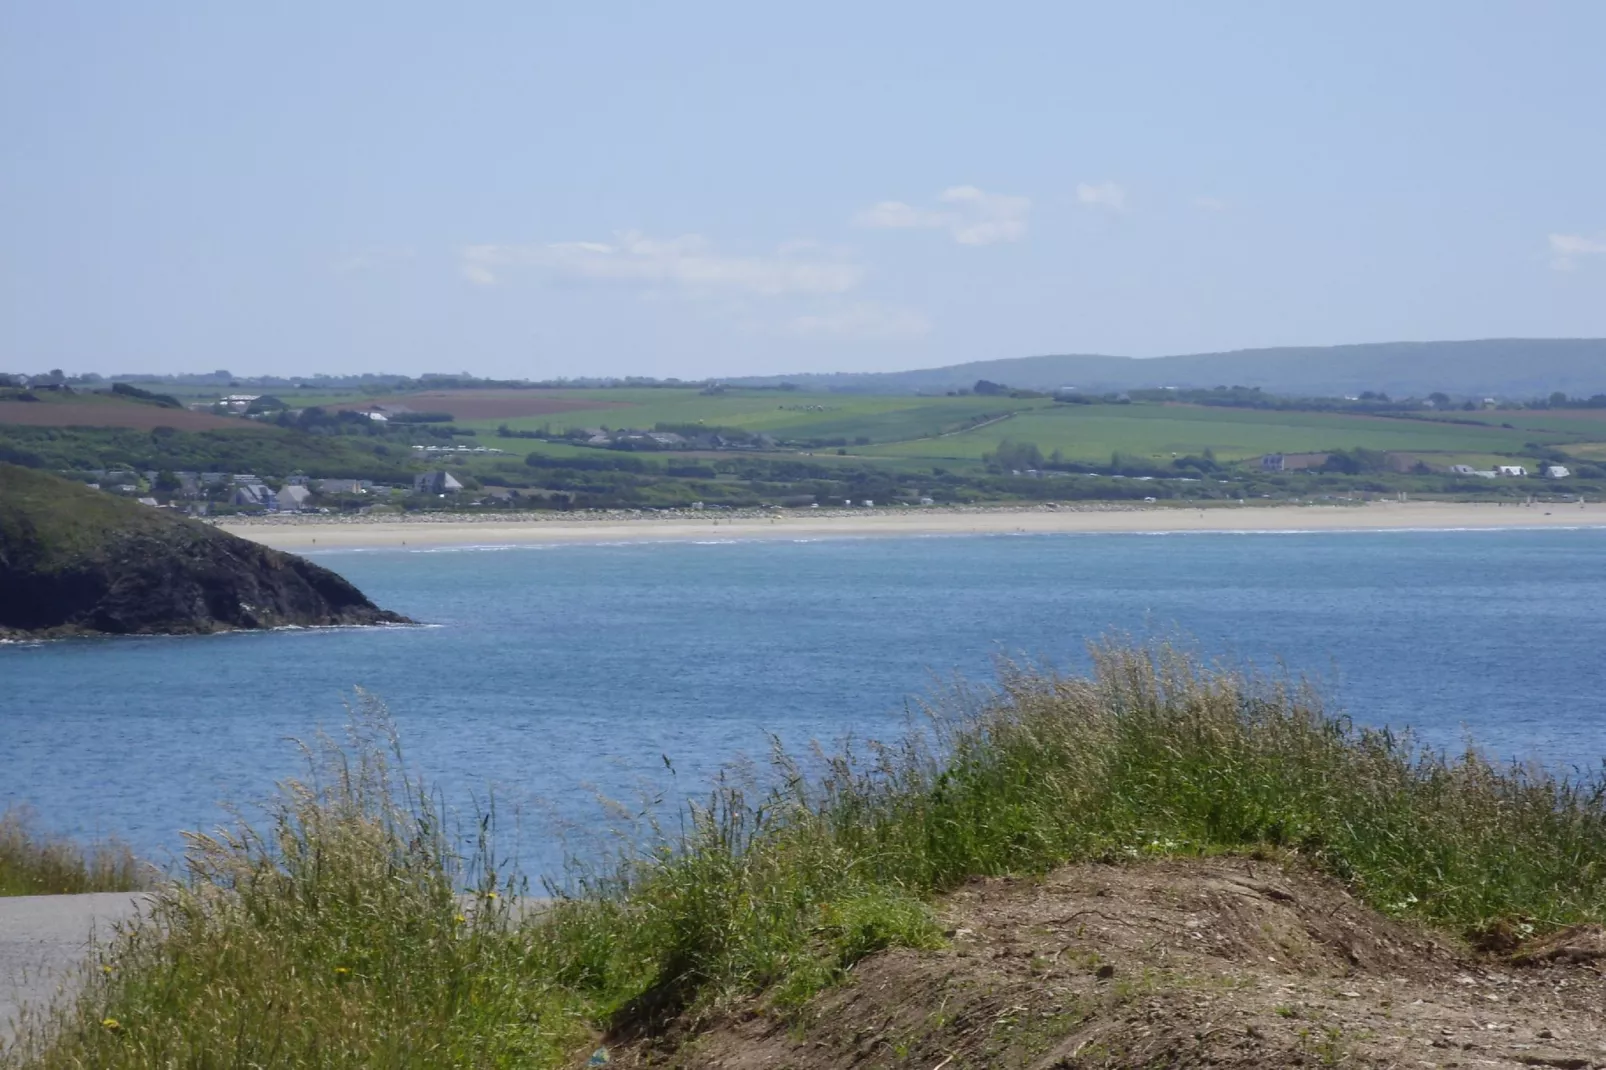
xmin=214 ymin=500 xmax=1606 ymax=551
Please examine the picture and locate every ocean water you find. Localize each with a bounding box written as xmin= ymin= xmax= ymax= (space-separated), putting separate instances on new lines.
xmin=3 ymin=528 xmax=1604 ymax=876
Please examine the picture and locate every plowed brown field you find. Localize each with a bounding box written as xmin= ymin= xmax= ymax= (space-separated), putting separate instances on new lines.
xmin=0 ymin=401 xmax=262 ymax=431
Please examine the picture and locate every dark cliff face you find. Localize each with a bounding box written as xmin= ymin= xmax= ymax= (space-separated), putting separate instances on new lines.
xmin=0 ymin=464 xmax=411 ymax=638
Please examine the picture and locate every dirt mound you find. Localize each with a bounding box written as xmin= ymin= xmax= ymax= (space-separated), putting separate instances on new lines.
xmin=1514 ymin=925 xmax=1606 ymax=968
xmin=609 ymin=858 xmax=1606 ymax=1069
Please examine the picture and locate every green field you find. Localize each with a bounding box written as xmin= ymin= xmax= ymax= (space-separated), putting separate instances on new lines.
xmin=449 ymin=389 xmax=1050 ymax=444
xmin=424 ymin=389 xmax=1581 ymax=465
xmin=860 ymin=403 xmax=1571 ymax=463
xmin=61 ymin=383 xmax=1578 ymax=466
xmin=1414 ymin=408 xmax=1606 ymax=439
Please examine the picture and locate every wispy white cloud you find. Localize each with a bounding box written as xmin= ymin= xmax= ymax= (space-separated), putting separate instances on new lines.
xmin=786 ymin=301 xmax=931 ymax=340
xmin=1192 ymin=195 xmax=1228 ymax=213
xmin=1549 ymin=231 xmax=1606 ymax=271
xmin=938 ymin=186 xmax=1031 ymax=244
xmin=854 ymin=201 xmax=953 ymax=230
xmin=1075 ymin=181 xmax=1126 ymax=211
xmin=854 ymin=185 xmax=1031 ymax=245
xmin=460 ymin=232 xmax=863 ymax=295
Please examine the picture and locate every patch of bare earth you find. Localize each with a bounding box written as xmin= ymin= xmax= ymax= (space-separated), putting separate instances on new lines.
xmin=0 ymin=401 xmax=259 ymax=431
xmin=341 ymin=391 xmax=630 ymax=420
xmin=609 ymin=858 xmax=1605 ymax=1069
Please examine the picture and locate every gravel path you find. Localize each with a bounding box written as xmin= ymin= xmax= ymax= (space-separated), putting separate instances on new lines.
xmin=0 ymin=892 xmax=150 ymax=1046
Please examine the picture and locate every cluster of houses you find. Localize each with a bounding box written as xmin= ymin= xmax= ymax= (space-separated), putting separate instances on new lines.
xmin=214 ymin=394 xmax=270 ymax=413
xmin=409 ymin=444 xmax=506 ymax=455
xmin=574 ymin=427 xmax=774 ymax=450
xmin=1448 ymin=463 xmax=1570 ymax=479
xmin=1259 ymin=453 xmax=1572 ymax=479
xmin=82 ymin=469 xmax=473 ymax=513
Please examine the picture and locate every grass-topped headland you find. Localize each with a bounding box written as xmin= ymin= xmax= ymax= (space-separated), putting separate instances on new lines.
xmin=0 ymin=463 xmax=410 ymax=637
xmin=6 ymin=644 xmax=1605 ymax=1067
xmin=0 ymin=809 xmax=144 ymax=898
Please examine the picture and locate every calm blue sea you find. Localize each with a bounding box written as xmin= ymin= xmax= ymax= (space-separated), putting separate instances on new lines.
xmin=3 ymin=528 xmax=1604 ymax=876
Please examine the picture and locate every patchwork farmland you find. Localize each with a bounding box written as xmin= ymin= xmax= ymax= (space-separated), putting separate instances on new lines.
xmin=5 ymin=384 xmax=1603 ymax=508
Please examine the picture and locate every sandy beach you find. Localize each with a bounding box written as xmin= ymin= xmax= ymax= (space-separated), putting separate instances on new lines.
xmin=215 ymin=500 xmax=1606 ymax=551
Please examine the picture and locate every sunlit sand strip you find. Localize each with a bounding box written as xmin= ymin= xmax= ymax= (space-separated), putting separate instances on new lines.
xmin=217 ymin=500 xmax=1606 ymax=551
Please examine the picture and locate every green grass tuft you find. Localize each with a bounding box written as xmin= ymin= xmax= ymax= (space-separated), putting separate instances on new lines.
xmin=8 ymin=643 xmax=1605 ymax=1068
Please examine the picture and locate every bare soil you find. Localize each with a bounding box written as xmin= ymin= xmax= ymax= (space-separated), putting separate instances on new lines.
xmin=0 ymin=401 xmax=257 ymax=432
xmin=606 ymin=858 xmax=1605 ymax=1069
xmin=341 ymin=391 xmax=629 ymax=420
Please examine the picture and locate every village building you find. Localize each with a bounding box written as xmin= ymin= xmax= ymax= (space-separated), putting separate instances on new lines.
xmin=276 ymin=484 xmax=313 ymax=511
xmin=413 ymin=471 xmax=464 ymax=494
xmin=231 ymin=484 xmax=277 ymax=510
xmin=314 ymin=478 xmax=369 ymax=494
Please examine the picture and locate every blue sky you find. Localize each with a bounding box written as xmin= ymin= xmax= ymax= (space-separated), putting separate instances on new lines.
xmin=3 ymin=2 xmax=1603 ymax=379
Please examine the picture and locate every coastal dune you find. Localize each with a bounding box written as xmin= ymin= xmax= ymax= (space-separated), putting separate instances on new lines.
xmin=218 ymin=500 xmax=1606 ymax=551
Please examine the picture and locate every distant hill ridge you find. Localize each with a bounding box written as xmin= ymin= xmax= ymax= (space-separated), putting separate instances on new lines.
xmin=730 ymin=339 xmax=1606 ymax=397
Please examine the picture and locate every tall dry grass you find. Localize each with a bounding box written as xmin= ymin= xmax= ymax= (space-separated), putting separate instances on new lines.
xmin=8 ymin=643 xmax=1605 ymax=1068
xmin=0 ymin=809 xmax=143 ymax=897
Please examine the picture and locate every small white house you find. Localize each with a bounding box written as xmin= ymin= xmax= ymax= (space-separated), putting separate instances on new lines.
xmin=1496 ymin=465 xmax=1528 ymax=478
xmin=1544 ymin=465 xmax=1572 ymax=479
xmin=1449 ymin=464 xmax=1477 ymax=476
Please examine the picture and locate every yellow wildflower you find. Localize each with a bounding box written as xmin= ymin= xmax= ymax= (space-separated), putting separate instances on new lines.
xmin=101 ymin=1017 xmax=121 ymax=1032
xmin=334 ymin=966 xmax=351 ymax=976
xmin=454 ymin=914 xmax=466 ymax=924
xmin=101 ymin=965 xmax=113 ymax=975
xmin=486 ymin=891 xmax=498 ymax=900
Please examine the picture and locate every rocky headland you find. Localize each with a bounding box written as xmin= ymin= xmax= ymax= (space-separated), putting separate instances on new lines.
xmin=0 ymin=463 xmax=410 ymax=639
